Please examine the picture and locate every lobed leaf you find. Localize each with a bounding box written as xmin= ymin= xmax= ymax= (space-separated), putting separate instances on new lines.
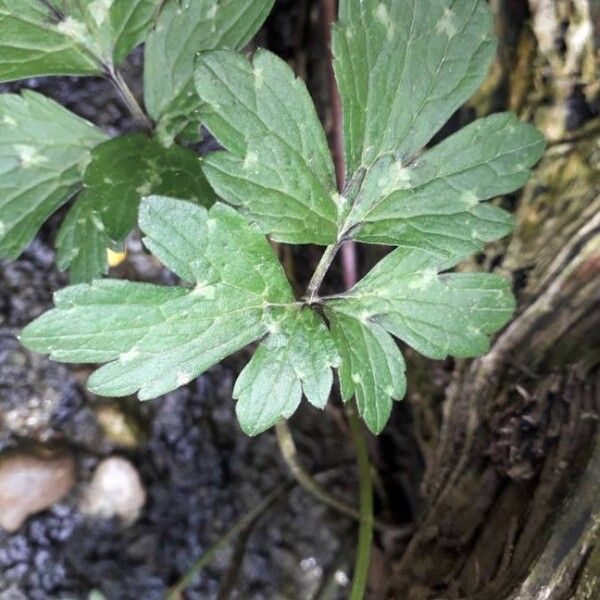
xmin=332 ymin=0 xmax=496 ymax=176
xmin=326 ymin=245 xmax=515 ymax=361
xmin=343 ymin=113 xmax=546 ymax=250
xmin=234 ymin=307 xmax=339 ymax=436
xmin=144 ymin=0 xmax=275 ymax=143
xmin=195 ymin=49 xmax=339 ymax=244
xmin=22 ymin=196 xmax=296 ymax=402
xmin=0 ymin=91 xmax=107 ymax=259
xmin=326 ymin=310 xmax=406 ymax=434
xmin=19 ymin=0 xmax=548 ymax=436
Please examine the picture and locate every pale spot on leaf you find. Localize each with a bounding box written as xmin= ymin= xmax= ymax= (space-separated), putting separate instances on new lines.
xmin=136 ymin=182 xmax=152 ymax=196
xmin=436 ymin=8 xmax=457 ymax=38
xmin=89 ymin=0 xmax=111 ymax=26
xmin=375 ymin=3 xmax=390 ymax=26
xmin=408 ymin=269 xmax=438 ymax=290
xmin=120 ymin=348 xmax=140 ymax=362
xmin=244 ymin=152 xmax=258 ymax=169
xmin=191 ymin=282 xmax=216 ymax=299
xmin=15 ymin=145 xmax=48 ymax=169
xmin=176 ymin=372 xmax=192 ymax=386
xmin=460 ymin=191 xmax=479 ymax=207
xmin=56 ymin=17 xmax=89 ymax=44
xmin=254 ymin=66 xmax=264 ymax=90
xmin=206 ymin=3 xmax=218 ymax=20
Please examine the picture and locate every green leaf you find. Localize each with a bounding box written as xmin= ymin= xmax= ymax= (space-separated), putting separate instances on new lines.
xmin=326 ymin=245 xmax=515 ymax=361
xmin=144 ymin=0 xmax=275 ymax=143
xmin=81 ymin=133 xmax=215 ymax=242
xmin=138 ymin=196 xmax=292 ymax=294
xmin=56 ymin=191 xmax=111 ymax=283
xmin=326 ymin=310 xmax=405 ymax=434
xmin=195 ymin=49 xmax=339 ymax=244
xmin=234 ymin=307 xmax=339 ymax=436
xmin=332 ymin=0 xmax=497 ymax=176
xmin=22 ymin=196 xmax=296 ymax=402
xmin=0 ymin=0 xmax=160 ymax=82
xmin=0 ymin=0 xmax=99 ymax=81
xmin=343 ymin=113 xmax=546 ymax=250
xmin=109 ymin=0 xmax=163 ymax=65
xmin=0 ymin=91 xmax=107 ymax=258
xmin=324 ymin=244 xmax=514 ymax=432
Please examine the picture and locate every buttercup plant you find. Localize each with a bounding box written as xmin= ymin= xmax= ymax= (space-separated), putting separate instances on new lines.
xmin=5 ymin=0 xmax=547 ymax=596
xmin=21 ymin=0 xmax=545 ymax=437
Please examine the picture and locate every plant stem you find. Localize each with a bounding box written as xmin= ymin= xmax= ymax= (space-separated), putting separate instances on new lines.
xmin=275 ymin=420 xmax=363 ymax=522
xmin=346 ymin=403 xmax=374 ymax=600
xmin=305 ymin=242 xmax=341 ymax=302
xmin=167 ymin=483 xmax=290 ymax=599
xmin=107 ymin=68 xmax=153 ymax=133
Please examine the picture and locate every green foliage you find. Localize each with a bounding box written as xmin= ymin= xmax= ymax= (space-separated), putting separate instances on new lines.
xmin=0 ymin=0 xmax=161 ymax=79
xmin=234 ymin=307 xmax=339 ymax=435
xmin=0 ymin=91 xmax=106 ymax=258
xmin=0 ymin=0 xmax=273 ymax=279
xmin=23 ymin=196 xmax=337 ymax=435
xmin=21 ymin=0 xmax=546 ymax=435
xmin=332 ymin=0 xmax=497 ymax=177
xmin=56 ymin=134 xmax=214 ymax=280
xmin=145 ymin=0 xmax=276 ymax=143
xmin=195 ymin=49 xmax=339 ymax=244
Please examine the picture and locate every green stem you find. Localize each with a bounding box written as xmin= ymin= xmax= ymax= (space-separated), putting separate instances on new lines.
xmin=305 ymin=242 xmax=341 ymax=303
xmin=275 ymin=420 xmax=363 ymax=522
xmin=167 ymin=483 xmax=290 ymax=599
xmin=107 ymin=68 xmax=153 ymax=133
xmin=346 ymin=402 xmax=373 ymax=600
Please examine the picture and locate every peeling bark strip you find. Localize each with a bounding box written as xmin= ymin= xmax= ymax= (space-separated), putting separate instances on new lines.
xmin=389 ymin=0 xmax=600 ymax=597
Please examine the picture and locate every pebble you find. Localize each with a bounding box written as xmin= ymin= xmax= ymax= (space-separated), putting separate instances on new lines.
xmin=0 ymin=451 xmax=76 ymax=533
xmin=81 ymin=457 xmax=146 ymax=524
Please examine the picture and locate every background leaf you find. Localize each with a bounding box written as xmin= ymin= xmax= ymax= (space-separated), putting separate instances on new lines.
xmin=144 ymin=0 xmax=275 ymax=143
xmin=55 ymin=191 xmax=112 ymax=283
xmin=0 ymin=0 xmax=161 ymax=81
xmin=81 ymin=133 xmax=215 ymax=241
xmin=0 ymin=0 xmax=99 ymax=81
xmin=0 ymin=91 xmax=107 ymax=258
xmin=195 ymin=49 xmax=339 ymax=244
xmin=109 ymin=0 xmax=163 ymax=65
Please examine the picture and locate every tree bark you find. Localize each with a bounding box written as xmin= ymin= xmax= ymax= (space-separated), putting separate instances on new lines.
xmin=389 ymin=1 xmax=600 ymax=598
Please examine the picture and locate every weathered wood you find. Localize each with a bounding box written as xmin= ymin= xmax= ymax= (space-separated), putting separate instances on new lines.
xmin=389 ymin=1 xmax=600 ymax=597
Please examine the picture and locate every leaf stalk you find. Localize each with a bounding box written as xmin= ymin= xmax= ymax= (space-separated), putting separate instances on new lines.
xmin=107 ymin=68 xmax=153 ymax=133
xmin=305 ymin=241 xmax=342 ymax=303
